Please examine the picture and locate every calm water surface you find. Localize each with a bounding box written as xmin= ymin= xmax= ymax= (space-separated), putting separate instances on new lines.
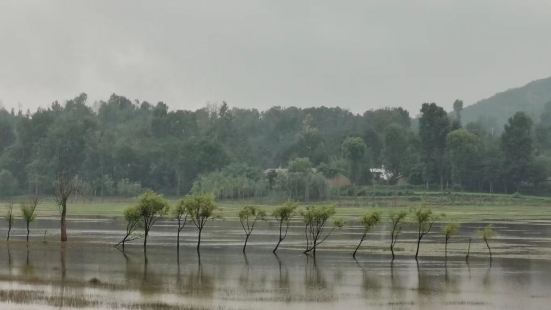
xmin=0 ymin=217 xmax=550 ymax=309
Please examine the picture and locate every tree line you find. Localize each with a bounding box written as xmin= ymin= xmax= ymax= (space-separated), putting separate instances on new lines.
xmin=0 ymin=94 xmax=549 ymax=200
xmin=116 ymin=191 xmax=496 ymax=261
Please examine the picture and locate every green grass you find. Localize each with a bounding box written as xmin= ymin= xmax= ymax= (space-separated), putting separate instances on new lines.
xmin=1 ymin=191 xmax=550 ymax=222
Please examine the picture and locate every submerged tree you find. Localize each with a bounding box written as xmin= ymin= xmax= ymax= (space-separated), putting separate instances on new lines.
xmin=442 ymin=223 xmax=460 ymax=259
xmin=389 ymin=210 xmax=408 ymax=260
xmin=272 ymin=202 xmax=298 ymax=254
xmin=172 ymin=200 xmax=188 ymax=251
xmin=413 ymin=207 xmax=438 ymax=260
xmin=183 ymin=193 xmax=217 ymax=252
xmin=117 ymin=206 xmax=142 ymax=250
xmin=21 ymin=197 xmax=39 ymax=242
xmin=353 ymin=211 xmax=381 ymax=258
xmin=238 ymin=206 xmax=266 ymax=253
xmin=55 ymin=174 xmax=81 ymax=242
xmin=5 ymin=202 xmax=14 ymax=241
xmin=301 ymin=205 xmax=344 ymax=255
xmin=479 ymin=224 xmax=495 ymax=261
xmin=136 ymin=191 xmax=169 ymax=250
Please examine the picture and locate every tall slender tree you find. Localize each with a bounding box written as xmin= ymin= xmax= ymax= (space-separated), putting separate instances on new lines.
xmin=238 ymin=206 xmax=266 ymax=253
xmin=136 ymin=191 xmax=169 ymax=250
xmin=172 ymin=200 xmax=188 ymax=251
xmin=501 ymin=112 xmax=533 ymax=192
xmin=353 ymin=211 xmax=381 ymax=258
xmin=5 ymin=202 xmax=14 ymax=241
xmin=389 ymin=210 xmax=408 ymax=260
xmin=183 ymin=194 xmax=218 ymax=252
xmin=21 ymin=197 xmax=39 ymax=242
xmin=413 ymin=207 xmax=438 ymax=260
xmin=272 ymin=202 xmax=297 ymax=254
xmin=419 ymin=103 xmax=450 ymax=190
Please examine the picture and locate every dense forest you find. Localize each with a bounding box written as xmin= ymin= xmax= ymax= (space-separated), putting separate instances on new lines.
xmin=0 ymin=93 xmax=549 ymax=200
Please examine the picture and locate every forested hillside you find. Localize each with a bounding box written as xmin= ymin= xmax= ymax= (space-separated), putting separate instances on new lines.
xmin=0 ymin=93 xmax=549 ymax=200
xmin=462 ymin=76 xmax=551 ymax=132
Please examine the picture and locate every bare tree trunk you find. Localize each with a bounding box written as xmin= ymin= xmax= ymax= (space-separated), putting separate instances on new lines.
xmin=197 ymin=227 xmax=202 ymax=252
xmin=415 ymin=237 xmax=422 ymax=260
xmin=243 ymin=233 xmax=250 ymax=253
xmin=465 ymin=238 xmax=472 ymax=262
xmin=177 ymin=228 xmax=180 ymax=251
xmin=26 ymin=222 xmax=30 ymax=242
xmin=143 ymin=227 xmax=149 ymax=249
xmin=444 ymin=236 xmax=449 ymax=259
xmin=273 ymin=237 xmax=283 ymax=254
xmin=353 ymin=233 xmax=366 ymax=258
xmin=60 ymin=201 xmax=67 ymax=242
xmin=484 ymin=238 xmax=492 ymax=261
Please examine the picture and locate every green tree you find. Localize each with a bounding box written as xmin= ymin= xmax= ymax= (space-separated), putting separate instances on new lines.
xmin=419 ymin=103 xmax=450 ymax=190
xmin=501 ymin=112 xmax=533 ymax=192
xmin=442 ymin=223 xmax=460 ymax=259
xmin=389 ymin=210 xmax=408 ymax=260
xmin=413 ymin=207 xmax=438 ymax=260
xmin=183 ymin=193 xmax=218 ymax=252
xmin=238 ymin=206 xmax=266 ymax=253
xmin=54 ymin=174 xmax=81 ymax=242
xmin=117 ymin=206 xmax=142 ymax=250
xmin=479 ymin=224 xmax=496 ymax=261
xmin=382 ymin=125 xmax=410 ymax=183
xmin=447 ymin=129 xmax=482 ymax=189
xmin=341 ymin=137 xmax=368 ymax=184
xmin=136 ymin=191 xmax=169 ymax=249
xmin=5 ymin=202 xmax=14 ymax=241
xmin=353 ymin=211 xmax=381 ymax=258
xmin=172 ymin=200 xmax=188 ymax=251
xmin=272 ymin=202 xmax=298 ymax=254
xmin=21 ymin=197 xmax=39 ymax=242
xmin=301 ymin=205 xmax=344 ymax=255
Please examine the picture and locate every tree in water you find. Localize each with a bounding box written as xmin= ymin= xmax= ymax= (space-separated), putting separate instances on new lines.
xmin=238 ymin=206 xmax=266 ymax=253
xmin=117 ymin=206 xmax=141 ymax=251
xmin=183 ymin=194 xmax=218 ymax=252
xmin=413 ymin=207 xmax=439 ymax=260
xmin=54 ymin=174 xmax=81 ymax=242
xmin=301 ymin=205 xmax=344 ymax=255
xmin=21 ymin=197 xmax=39 ymax=242
xmin=353 ymin=211 xmax=381 ymax=258
xmin=5 ymin=202 xmax=14 ymax=241
xmin=389 ymin=210 xmax=408 ymax=260
xmin=479 ymin=224 xmax=495 ymax=261
xmin=172 ymin=200 xmax=188 ymax=251
xmin=272 ymin=202 xmax=297 ymax=254
xmin=136 ymin=191 xmax=169 ymax=250
xmin=442 ymin=223 xmax=460 ymax=259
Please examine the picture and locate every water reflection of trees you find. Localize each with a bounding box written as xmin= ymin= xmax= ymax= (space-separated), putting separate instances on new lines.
xmin=180 ymin=253 xmax=214 ymax=298
xmin=304 ymin=256 xmax=327 ymax=289
xmin=274 ymin=254 xmax=290 ymax=290
xmin=354 ymin=258 xmax=381 ymax=298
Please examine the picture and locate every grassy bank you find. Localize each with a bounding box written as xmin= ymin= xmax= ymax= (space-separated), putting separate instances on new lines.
xmin=1 ymin=191 xmax=550 ymax=222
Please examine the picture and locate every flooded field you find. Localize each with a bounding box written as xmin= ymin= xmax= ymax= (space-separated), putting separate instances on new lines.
xmin=1 ymin=215 xmax=551 ymax=309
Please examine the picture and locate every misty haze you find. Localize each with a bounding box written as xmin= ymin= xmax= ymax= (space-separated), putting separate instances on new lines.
xmin=0 ymin=1 xmax=550 ymax=309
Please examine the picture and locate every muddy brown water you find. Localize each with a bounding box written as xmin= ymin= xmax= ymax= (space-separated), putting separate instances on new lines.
xmin=0 ymin=217 xmax=550 ymax=309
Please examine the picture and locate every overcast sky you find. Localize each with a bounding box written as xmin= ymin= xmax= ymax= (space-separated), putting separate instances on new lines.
xmin=1 ymin=0 xmax=550 ymax=115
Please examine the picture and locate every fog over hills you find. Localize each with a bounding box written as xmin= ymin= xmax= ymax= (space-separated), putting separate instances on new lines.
xmin=462 ymin=76 xmax=551 ymax=131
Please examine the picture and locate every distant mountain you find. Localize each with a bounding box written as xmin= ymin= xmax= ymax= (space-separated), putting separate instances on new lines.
xmin=462 ymin=76 xmax=551 ymax=131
